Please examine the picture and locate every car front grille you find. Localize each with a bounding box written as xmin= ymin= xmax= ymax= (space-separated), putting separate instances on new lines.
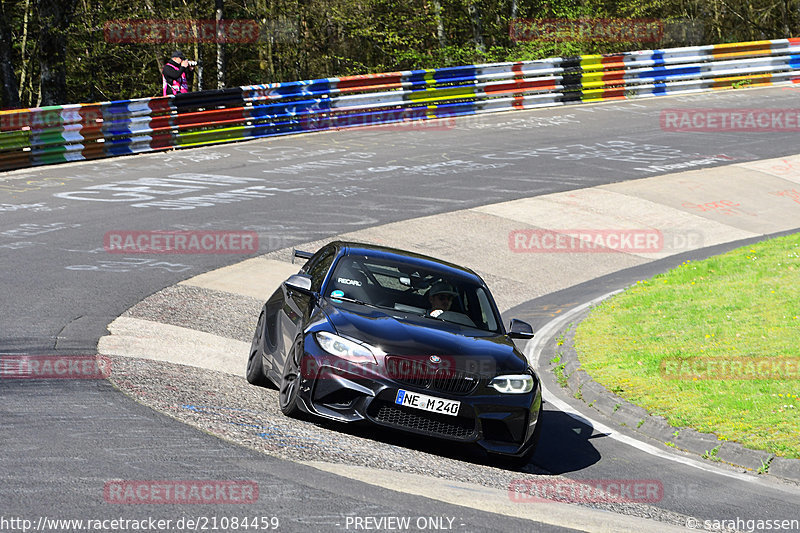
xmin=369 ymin=401 xmax=475 ymax=439
xmin=432 ymin=368 xmax=479 ymax=394
xmin=385 ymin=356 xmax=480 ymax=395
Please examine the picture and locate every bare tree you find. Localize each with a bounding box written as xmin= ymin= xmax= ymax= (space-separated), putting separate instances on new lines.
xmin=216 ymin=0 xmax=225 ymax=89
xmin=0 ymin=0 xmax=21 ymax=108
xmin=433 ymin=0 xmax=447 ymax=49
xmin=18 ymin=0 xmax=31 ymax=104
xmin=35 ymin=0 xmax=77 ymax=106
xmin=468 ymin=2 xmax=485 ymax=53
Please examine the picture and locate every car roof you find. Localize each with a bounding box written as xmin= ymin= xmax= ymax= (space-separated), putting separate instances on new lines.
xmin=331 ymin=241 xmax=484 ymax=283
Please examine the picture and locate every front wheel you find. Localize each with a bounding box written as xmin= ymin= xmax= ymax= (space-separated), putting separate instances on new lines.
xmin=245 ymin=310 xmax=277 ymax=389
xmin=279 ymin=342 xmax=303 ymax=417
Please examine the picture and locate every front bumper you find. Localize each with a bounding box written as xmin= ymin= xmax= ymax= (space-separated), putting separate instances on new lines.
xmin=293 ymin=336 xmax=542 ymax=457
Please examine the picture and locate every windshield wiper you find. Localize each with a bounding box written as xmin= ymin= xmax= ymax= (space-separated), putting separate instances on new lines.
xmin=328 ymin=294 xmax=369 ymax=305
xmin=327 ymin=295 xmax=392 ymax=310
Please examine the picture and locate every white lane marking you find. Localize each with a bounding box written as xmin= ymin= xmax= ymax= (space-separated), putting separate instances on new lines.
xmin=525 ymin=291 xmax=800 ymax=492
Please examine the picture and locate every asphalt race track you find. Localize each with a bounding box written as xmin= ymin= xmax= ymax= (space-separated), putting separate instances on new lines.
xmin=2 ymin=85 xmax=800 ymax=532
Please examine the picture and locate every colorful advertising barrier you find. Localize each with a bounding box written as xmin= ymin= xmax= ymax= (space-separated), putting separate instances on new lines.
xmin=1 ymin=38 xmax=798 ymax=171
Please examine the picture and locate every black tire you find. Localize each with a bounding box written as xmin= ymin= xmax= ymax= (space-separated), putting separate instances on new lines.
xmin=246 ymin=310 xmax=271 ymax=387
xmin=279 ymin=342 xmax=303 ymax=417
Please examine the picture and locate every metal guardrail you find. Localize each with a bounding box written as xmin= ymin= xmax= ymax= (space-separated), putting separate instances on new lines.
xmin=1 ymin=38 xmax=798 ymax=171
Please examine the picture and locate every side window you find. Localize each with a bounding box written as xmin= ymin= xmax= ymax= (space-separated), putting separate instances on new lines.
xmin=475 ymin=288 xmax=498 ymax=332
xmin=306 ymin=248 xmax=335 ymax=292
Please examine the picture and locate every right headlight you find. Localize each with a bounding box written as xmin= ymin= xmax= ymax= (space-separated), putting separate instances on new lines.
xmin=489 ymin=374 xmax=534 ymax=394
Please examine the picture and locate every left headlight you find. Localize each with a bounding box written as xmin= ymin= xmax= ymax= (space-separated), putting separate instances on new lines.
xmin=489 ymin=374 xmax=535 ymax=394
xmin=315 ymin=331 xmax=381 ymax=364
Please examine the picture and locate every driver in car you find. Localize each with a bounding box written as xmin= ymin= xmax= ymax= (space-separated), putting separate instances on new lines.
xmin=428 ymin=281 xmax=458 ymax=317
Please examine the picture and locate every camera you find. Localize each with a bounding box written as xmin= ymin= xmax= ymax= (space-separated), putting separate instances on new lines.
xmin=187 ymin=60 xmax=200 ymax=67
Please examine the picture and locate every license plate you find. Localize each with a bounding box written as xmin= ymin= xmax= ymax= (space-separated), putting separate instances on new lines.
xmin=394 ymin=389 xmax=460 ymax=416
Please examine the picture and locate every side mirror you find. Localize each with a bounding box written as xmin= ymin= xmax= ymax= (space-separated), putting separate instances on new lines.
xmin=284 ymin=273 xmax=313 ymax=295
xmin=508 ymin=319 xmax=534 ymax=339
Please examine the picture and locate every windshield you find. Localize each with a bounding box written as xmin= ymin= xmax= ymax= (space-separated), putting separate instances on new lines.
xmin=325 ymin=255 xmax=501 ymax=333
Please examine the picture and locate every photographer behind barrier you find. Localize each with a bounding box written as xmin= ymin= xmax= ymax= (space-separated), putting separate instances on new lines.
xmin=162 ymin=50 xmax=196 ymax=96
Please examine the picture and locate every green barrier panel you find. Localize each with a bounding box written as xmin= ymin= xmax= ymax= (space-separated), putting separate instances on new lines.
xmin=174 ymin=125 xmax=248 ymax=146
xmin=0 ymin=130 xmax=31 ymax=152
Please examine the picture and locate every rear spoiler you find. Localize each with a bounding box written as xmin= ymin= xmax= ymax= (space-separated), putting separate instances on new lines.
xmin=292 ymin=249 xmax=313 ymax=264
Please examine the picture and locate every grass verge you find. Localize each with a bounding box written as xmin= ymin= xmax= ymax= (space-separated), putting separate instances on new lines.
xmin=574 ymin=233 xmax=800 ymax=459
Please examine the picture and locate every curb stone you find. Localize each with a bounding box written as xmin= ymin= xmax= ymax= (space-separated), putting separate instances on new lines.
xmin=715 ymin=442 xmax=774 ymax=472
xmin=563 ymin=357 xmax=582 ymax=377
xmin=590 ymin=393 xmax=627 ymax=418
xmin=565 ymin=367 xmax=586 ymax=392
xmin=577 ymin=380 xmax=608 ymax=406
xmin=637 ymin=416 xmax=677 ymax=444
xmin=770 ymin=457 xmax=800 ymax=480
xmin=611 ymin=403 xmax=650 ymax=429
xmin=673 ymin=428 xmax=725 ymax=457
xmin=549 ymin=305 xmax=800 ymax=484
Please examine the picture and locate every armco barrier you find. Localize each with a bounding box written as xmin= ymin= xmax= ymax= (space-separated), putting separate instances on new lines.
xmin=1 ymin=38 xmax=798 ymax=171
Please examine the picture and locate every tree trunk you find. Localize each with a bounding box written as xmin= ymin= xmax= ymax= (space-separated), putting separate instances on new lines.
xmin=18 ymin=0 xmax=31 ymax=103
xmin=783 ymin=0 xmax=792 ymax=38
xmin=35 ymin=0 xmax=76 ymax=106
xmin=468 ymin=3 xmax=485 ymax=53
xmin=256 ymin=0 xmax=270 ymax=81
xmin=433 ymin=0 xmax=447 ymax=49
xmin=0 ymin=0 xmax=21 ymax=108
xmin=216 ymin=0 xmax=225 ymax=89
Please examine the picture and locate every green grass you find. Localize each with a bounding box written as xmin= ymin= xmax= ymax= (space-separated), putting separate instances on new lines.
xmin=574 ymin=233 xmax=800 ymax=459
xmin=702 ymin=445 xmax=721 ymax=462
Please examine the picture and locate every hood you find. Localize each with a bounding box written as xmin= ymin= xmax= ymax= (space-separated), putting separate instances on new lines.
xmin=321 ymin=300 xmax=529 ymax=375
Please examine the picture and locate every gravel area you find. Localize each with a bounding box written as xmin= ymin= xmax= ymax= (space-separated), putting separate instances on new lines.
xmin=106 ymin=354 xmax=706 ymax=530
xmin=124 ymin=284 xmax=262 ymax=342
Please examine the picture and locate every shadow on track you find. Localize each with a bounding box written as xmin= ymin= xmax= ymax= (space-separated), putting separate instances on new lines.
xmin=530 ymin=406 xmax=603 ymax=475
xmin=291 ymin=402 xmax=603 ymax=475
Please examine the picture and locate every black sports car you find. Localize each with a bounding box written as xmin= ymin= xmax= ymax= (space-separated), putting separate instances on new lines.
xmin=247 ymin=241 xmax=542 ymax=460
